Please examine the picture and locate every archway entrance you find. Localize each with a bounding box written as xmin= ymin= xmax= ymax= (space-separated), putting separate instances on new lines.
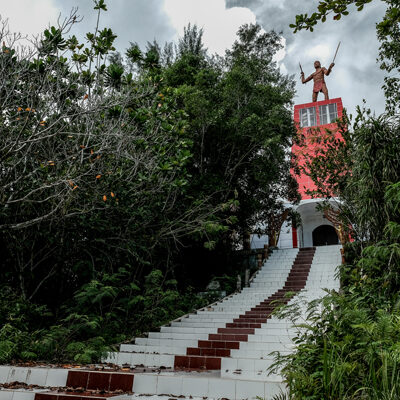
xmin=312 ymin=225 xmax=339 ymax=246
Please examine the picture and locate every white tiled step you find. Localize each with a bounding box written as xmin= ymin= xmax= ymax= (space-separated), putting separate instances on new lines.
xmin=186 ymin=313 xmax=241 ymax=319
xmin=160 ymin=326 xmax=218 ymax=334
xmin=0 ymin=366 xmax=68 ymax=387
xmin=135 ymin=337 xmax=199 ymax=346
xmin=232 ymin=344 xmax=294 ymax=355
xmin=113 ymin=395 xmax=217 ymax=400
xmin=147 ymin=332 xmax=209 ymax=340
xmin=170 ymin=321 xmax=231 ymax=328
xmin=223 ymin=358 xmax=275 ymax=371
xmin=131 ymin=371 xmax=286 ymax=400
xmin=0 ymin=390 xmax=41 ymax=400
xmin=221 ymin=369 xmax=283 ymax=382
xmin=120 ymin=344 xmax=187 ymax=355
xmin=230 ymin=349 xmax=292 ymax=359
xmin=104 ymin=352 xmax=175 ymax=367
xmin=238 ymin=335 xmax=293 ymax=344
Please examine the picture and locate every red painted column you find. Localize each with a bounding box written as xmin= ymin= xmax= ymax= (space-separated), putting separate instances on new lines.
xmin=292 ymin=226 xmax=298 ymax=248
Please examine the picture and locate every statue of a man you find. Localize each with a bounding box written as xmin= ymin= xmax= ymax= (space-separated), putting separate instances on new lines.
xmin=301 ymin=60 xmax=335 ymax=102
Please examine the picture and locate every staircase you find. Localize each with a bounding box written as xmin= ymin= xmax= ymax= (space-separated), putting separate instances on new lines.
xmin=103 ymin=245 xmax=341 ymax=398
xmin=0 ymin=245 xmax=341 ymax=400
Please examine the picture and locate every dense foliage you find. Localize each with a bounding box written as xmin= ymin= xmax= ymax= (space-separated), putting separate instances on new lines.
xmin=0 ymin=2 xmax=296 ymax=363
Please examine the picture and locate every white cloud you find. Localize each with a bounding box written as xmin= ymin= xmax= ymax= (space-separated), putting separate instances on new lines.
xmin=306 ymin=44 xmax=331 ymax=62
xmin=0 ymin=0 xmax=59 ymax=38
xmin=163 ymin=0 xmax=256 ymax=55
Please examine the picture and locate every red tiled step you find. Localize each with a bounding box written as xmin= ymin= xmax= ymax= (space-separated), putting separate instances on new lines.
xmin=34 ymin=370 xmax=136 ymax=400
xmin=284 ymin=283 xmax=307 ymax=287
xmin=187 ymin=347 xmax=230 ymax=357
xmin=293 ymin=260 xmax=313 ymax=264
xmin=235 ymin=317 xmax=268 ymax=323
xmin=209 ymin=333 xmax=248 ymax=341
xmin=284 ymin=284 xmax=306 ymax=289
xmin=260 ymin=297 xmax=285 ymax=300
xmin=226 ymin=322 xmax=262 ymax=328
xmin=66 ymin=370 xmax=134 ymax=392
xmin=174 ymin=355 xmax=221 ymax=369
xmin=258 ymin=300 xmax=286 ymax=305
xmin=198 ymin=340 xmax=240 ymax=349
xmin=244 ymin=311 xmax=273 ymax=317
xmin=287 ymin=271 xmax=310 ymax=276
xmin=217 ymin=328 xmax=255 ymax=334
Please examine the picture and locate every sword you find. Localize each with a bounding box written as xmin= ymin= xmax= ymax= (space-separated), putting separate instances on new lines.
xmin=299 ymin=62 xmax=303 ymax=74
xmin=332 ymin=41 xmax=341 ymax=64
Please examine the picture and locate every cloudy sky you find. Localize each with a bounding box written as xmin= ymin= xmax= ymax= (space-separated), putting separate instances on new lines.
xmin=1 ymin=0 xmax=387 ymax=116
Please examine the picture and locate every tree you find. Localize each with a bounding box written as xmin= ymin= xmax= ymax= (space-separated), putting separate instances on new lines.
xmin=0 ymin=7 xmax=225 ymax=301
xmin=125 ymin=23 xmax=298 ymax=287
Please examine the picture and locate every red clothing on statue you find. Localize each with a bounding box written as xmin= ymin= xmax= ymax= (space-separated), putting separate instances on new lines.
xmin=313 ymin=81 xmax=323 ymax=93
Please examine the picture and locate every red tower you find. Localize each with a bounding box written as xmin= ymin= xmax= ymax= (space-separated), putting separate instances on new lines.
xmin=292 ymin=97 xmax=344 ymax=199
xmin=250 ymin=97 xmax=345 ymax=249
xmin=290 ymin=97 xmax=344 ymax=248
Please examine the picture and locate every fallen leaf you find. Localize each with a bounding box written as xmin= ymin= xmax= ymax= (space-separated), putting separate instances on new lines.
xmin=103 ymin=195 xmax=107 ymax=202
xmin=96 ymin=174 xmax=101 ymax=179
